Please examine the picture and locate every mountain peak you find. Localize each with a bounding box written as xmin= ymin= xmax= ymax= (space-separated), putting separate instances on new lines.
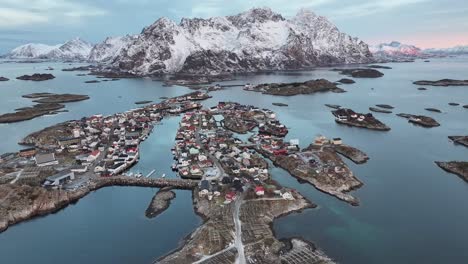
xmin=228 ymin=7 xmax=284 ymax=26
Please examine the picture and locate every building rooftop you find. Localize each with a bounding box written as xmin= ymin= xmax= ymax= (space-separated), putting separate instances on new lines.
xmin=35 ymin=153 xmax=56 ymax=164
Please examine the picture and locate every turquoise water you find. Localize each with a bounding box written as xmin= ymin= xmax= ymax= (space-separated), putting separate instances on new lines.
xmin=0 ymin=57 xmax=467 ymax=263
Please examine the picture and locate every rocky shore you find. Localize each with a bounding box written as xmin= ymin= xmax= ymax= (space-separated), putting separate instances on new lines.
xmin=331 ymin=144 xmax=369 ymax=164
xmin=16 ymin=73 xmax=55 ymax=81
xmin=279 ymin=238 xmax=335 ymax=264
xmin=449 ymin=136 xmax=468 ymax=148
xmin=333 ymin=68 xmax=384 ymax=78
xmin=135 ymin=100 xmax=153 ymax=105
xmin=413 ymin=79 xmax=468 ymax=86
xmin=0 ymin=93 xmax=89 ymax=123
xmin=397 ymin=113 xmax=440 ymax=127
xmin=145 ymin=188 xmax=176 ymax=218
xmin=435 ymin=161 xmax=468 ymax=182
xmin=246 ymin=79 xmax=344 ymax=96
xmin=254 ymin=143 xmax=363 ymax=206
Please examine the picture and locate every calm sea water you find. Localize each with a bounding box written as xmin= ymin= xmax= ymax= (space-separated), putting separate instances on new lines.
xmin=0 ymin=57 xmax=467 ymax=263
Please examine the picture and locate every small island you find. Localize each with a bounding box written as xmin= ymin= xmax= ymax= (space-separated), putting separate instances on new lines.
xmin=332 ymin=108 xmax=391 ymax=131
xmin=413 ymin=79 xmax=468 ymax=86
xmin=425 ymin=108 xmax=442 ymax=113
xmin=449 ymin=136 xmax=468 ymax=148
xmin=23 ymin=93 xmax=90 ymax=103
xmin=367 ymin=65 xmax=392 ymax=69
xmin=245 ymin=79 xmax=345 ymax=96
xmin=397 ymin=113 xmax=440 ymax=127
xmin=369 ymin=107 xmax=392 ymax=114
xmin=435 ymin=161 xmax=468 ymax=182
xmin=333 ymin=68 xmax=384 ymax=78
xmin=16 ymin=73 xmax=55 ymax=81
xmin=0 ymin=77 xmax=9 ymax=81
xmin=325 ymin=104 xmax=341 ymax=109
xmin=418 ymin=87 xmax=427 ymax=91
xmin=135 ymin=100 xmax=153 ymax=105
xmin=272 ymin=102 xmax=288 ymax=107
xmin=0 ymin=93 xmax=89 ymax=123
xmin=337 ymin=78 xmax=355 ymax=84
xmin=145 ymin=188 xmax=176 ymax=218
xmin=449 ymin=103 xmax=460 ymax=106
xmin=375 ymin=104 xmax=394 ymax=109
xmin=84 ymin=80 xmax=100 ymax=83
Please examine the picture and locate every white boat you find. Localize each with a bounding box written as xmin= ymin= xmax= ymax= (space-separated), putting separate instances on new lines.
xmin=161 ymin=173 xmax=166 ymax=178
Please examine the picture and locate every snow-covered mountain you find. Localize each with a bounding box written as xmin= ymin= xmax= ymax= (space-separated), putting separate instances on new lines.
xmin=88 ymin=35 xmax=137 ymax=62
xmin=424 ymin=45 xmax=468 ymax=55
xmin=6 ymin=38 xmax=93 ymax=61
xmin=109 ymin=8 xmax=373 ymax=75
xmin=8 ymin=43 xmax=61 ymax=59
xmin=370 ymin=41 xmax=423 ymax=59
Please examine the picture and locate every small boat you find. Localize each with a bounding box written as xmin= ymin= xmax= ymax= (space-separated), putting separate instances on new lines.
xmin=171 ymin=164 xmax=178 ymax=171
xmin=161 ymin=173 xmax=166 ymax=178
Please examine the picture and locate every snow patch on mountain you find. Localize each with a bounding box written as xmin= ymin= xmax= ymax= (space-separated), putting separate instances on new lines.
xmin=89 ymin=35 xmax=136 ymax=62
xmin=9 ymin=43 xmax=61 ymax=59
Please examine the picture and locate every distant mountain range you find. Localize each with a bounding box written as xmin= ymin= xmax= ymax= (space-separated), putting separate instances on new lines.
xmin=3 ymin=8 xmax=374 ymax=75
xmin=3 ymin=8 xmax=467 ymax=75
xmin=370 ymin=41 xmax=468 ymax=60
xmin=424 ymin=45 xmax=468 ymax=55
xmin=370 ymin=41 xmax=423 ymax=60
xmin=6 ymin=38 xmax=93 ymax=61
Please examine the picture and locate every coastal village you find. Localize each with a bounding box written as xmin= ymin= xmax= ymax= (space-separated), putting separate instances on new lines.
xmin=0 ymin=76 xmax=465 ymax=263
xmin=0 ymin=91 xmax=210 ymax=189
xmin=0 ymin=90 xmax=363 ymax=263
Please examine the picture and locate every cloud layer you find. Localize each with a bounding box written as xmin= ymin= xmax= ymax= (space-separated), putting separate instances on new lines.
xmin=0 ymin=0 xmax=107 ymax=28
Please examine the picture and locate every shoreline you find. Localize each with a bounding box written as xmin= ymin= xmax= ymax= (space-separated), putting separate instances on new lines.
xmin=0 ymin=177 xmax=197 ymax=233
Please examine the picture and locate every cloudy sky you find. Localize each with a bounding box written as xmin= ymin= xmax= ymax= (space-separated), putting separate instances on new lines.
xmin=0 ymin=0 xmax=467 ymax=53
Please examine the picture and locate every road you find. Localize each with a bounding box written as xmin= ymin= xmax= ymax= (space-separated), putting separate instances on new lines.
xmin=233 ymin=194 xmax=246 ymax=264
xmin=194 ymin=127 xmax=226 ymax=181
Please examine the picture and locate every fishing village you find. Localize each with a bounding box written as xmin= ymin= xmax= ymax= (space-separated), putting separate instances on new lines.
xmin=0 ymin=88 xmax=371 ymax=263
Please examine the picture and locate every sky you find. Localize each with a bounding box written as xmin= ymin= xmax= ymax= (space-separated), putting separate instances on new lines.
xmin=0 ymin=0 xmax=467 ymax=53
